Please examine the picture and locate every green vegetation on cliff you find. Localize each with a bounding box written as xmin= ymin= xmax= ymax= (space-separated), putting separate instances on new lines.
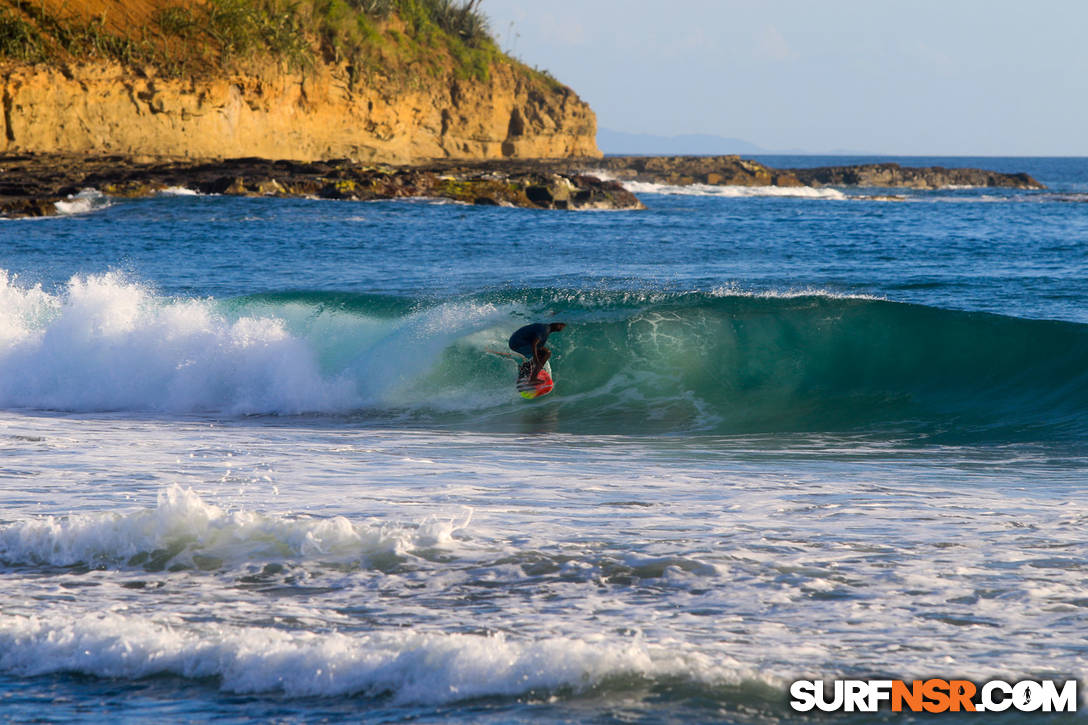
xmin=0 ymin=0 xmax=513 ymax=83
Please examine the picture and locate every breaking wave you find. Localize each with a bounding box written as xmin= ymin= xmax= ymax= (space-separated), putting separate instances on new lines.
xmin=0 ymin=611 xmax=745 ymax=703
xmin=0 ymin=271 xmax=1084 ymax=439
xmin=0 ymin=485 xmax=471 ymax=570
xmin=53 ymin=189 xmax=111 ymax=215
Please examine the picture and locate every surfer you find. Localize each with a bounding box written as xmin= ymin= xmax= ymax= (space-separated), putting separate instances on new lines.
xmin=508 ymin=322 xmax=566 ymax=380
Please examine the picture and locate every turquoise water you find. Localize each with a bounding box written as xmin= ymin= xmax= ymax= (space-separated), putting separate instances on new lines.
xmin=0 ymin=157 xmax=1086 ymax=722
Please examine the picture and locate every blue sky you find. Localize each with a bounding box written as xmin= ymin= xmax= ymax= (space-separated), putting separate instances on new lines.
xmin=483 ymin=0 xmax=1088 ymax=155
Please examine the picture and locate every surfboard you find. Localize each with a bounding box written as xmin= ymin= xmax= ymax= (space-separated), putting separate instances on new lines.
xmin=516 ymin=360 xmax=553 ymax=399
xmin=486 ymin=350 xmax=555 ymax=399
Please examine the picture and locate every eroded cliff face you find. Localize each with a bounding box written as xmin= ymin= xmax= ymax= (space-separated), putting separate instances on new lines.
xmin=0 ymin=60 xmax=601 ymax=162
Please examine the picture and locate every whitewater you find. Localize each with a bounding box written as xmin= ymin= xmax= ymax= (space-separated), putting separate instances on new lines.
xmin=1 ymin=155 xmax=1086 ymax=723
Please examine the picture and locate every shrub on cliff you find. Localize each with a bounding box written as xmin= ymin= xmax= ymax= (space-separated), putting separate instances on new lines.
xmin=0 ymin=8 xmax=43 ymax=61
xmin=0 ymin=0 xmax=504 ymax=84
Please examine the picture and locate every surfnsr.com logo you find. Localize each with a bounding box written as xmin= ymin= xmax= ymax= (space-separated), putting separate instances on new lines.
xmin=790 ymin=679 xmax=1078 ymax=713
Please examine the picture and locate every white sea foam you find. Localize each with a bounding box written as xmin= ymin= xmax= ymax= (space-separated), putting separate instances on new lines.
xmin=0 ymin=273 xmax=59 ymax=348
xmin=53 ymin=189 xmax=111 ymax=215
xmin=0 ymin=271 xmax=355 ymax=413
xmin=1 ymin=416 xmax=1085 ymax=708
xmin=588 ymin=172 xmax=846 ymax=200
xmin=158 ymin=187 xmax=201 ymax=196
xmin=0 ymin=612 xmax=740 ymax=702
xmin=0 ymin=271 xmax=528 ymax=414
xmin=0 ymin=484 xmax=471 ymax=568
xmin=624 ymin=180 xmax=846 ymax=199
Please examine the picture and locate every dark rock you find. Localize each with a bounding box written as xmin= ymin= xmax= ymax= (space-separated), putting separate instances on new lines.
xmin=587 ymin=155 xmax=805 ymax=187
xmin=319 ymin=179 xmax=361 ymax=199
xmin=790 ymin=163 xmax=1044 ymax=190
xmin=0 ymin=197 xmax=57 ymax=217
xmin=510 ymin=155 xmax=1043 ymax=192
xmin=525 ymin=185 xmax=553 ymax=205
xmin=0 ymin=151 xmax=1040 ymax=218
xmin=203 ymin=176 xmax=242 ymax=194
xmin=565 ymin=175 xmax=644 ymax=210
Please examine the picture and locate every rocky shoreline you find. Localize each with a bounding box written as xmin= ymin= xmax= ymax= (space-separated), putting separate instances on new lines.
xmin=789 ymin=162 xmax=1043 ymax=190
xmin=0 ymin=155 xmax=643 ymax=217
xmin=590 ymin=155 xmax=1045 ymax=191
xmin=589 ymin=155 xmax=805 ymax=187
xmin=0 ymin=154 xmax=1047 ymax=218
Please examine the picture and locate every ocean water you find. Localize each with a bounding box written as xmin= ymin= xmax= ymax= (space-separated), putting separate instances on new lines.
xmin=0 ymin=156 xmax=1086 ymax=723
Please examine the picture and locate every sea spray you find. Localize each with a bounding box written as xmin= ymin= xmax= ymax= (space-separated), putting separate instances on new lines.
xmin=0 ymin=272 xmax=355 ymax=414
xmin=53 ymin=189 xmax=111 ymax=215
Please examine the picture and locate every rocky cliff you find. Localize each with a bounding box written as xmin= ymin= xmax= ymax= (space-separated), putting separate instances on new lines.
xmin=0 ymin=0 xmax=600 ymax=162
xmin=0 ymin=61 xmax=599 ymax=162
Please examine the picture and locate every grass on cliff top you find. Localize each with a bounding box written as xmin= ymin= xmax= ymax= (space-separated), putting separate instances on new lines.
xmin=0 ymin=7 xmax=43 ymax=61
xmin=0 ymin=0 xmax=535 ymax=86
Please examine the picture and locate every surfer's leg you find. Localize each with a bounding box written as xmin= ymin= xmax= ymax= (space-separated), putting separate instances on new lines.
xmin=533 ymin=348 xmax=551 ymax=378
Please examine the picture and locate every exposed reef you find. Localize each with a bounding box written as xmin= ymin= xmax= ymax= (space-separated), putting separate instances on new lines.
xmin=789 ymin=163 xmax=1044 ymax=190
xmin=0 ymin=153 xmax=1050 ymax=219
xmin=0 ymin=155 xmax=642 ymax=217
xmin=589 ymin=155 xmax=804 ymax=187
xmin=582 ymin=156 xmax=1044 ymax=191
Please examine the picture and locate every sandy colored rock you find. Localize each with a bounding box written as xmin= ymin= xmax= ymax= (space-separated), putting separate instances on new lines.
xmin=0 ymin=60 xmax=600 ymax=163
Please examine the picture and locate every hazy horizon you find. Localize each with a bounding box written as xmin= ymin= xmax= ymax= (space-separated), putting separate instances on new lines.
xmin=596 ymin=128 xmax=1088 ymax=158
xmin=484 ymin=0 xmax=1088 ymax=157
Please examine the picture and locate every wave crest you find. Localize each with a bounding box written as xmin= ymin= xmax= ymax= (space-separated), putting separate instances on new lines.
xmin=0 ymin=612 xmax=739 ymax=702
xmin=0 ymin=484 xmax=472 ymax=570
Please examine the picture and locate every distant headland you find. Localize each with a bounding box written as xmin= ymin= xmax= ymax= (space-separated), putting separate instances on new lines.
xmin=0 ymin=0 xmax=599 ymax=161
xmin=0 ymin=0 xmax=1044 ymax=216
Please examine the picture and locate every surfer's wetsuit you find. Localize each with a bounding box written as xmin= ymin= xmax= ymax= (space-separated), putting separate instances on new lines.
xmin=508 ymin=323 xmax=551 ymax=359
xmin=509 ymin=322 xmax=564 ymax=380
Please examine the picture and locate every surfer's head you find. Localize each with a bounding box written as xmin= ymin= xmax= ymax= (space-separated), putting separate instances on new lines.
xmin=549 ymin=322 xmax=567 ymax=332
